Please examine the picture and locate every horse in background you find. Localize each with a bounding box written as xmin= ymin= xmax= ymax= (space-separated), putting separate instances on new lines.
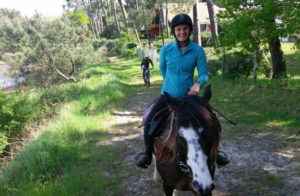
xmin=153 ymin=85 xmax=220 ymax=196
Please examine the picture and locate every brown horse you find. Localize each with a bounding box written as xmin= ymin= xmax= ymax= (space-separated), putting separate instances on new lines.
xmin=153 ymin=86 xmax=220 ymax=196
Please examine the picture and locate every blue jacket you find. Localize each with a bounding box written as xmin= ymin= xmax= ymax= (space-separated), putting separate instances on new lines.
xmin=159 ymin=38 xmax=209 ymax=98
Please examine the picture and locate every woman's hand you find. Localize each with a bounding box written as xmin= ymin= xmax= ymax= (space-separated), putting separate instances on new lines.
xmin=188 ymin=82 xmax=201 ymax=95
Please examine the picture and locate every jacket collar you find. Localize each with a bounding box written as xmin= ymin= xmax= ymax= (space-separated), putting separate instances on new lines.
xmin=173 ymin=38 xmax=194 ymax=55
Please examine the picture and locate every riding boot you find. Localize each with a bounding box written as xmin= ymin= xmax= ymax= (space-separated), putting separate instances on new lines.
xmin=136 ymin=124 xmax=154 ymax=169
xmin=216 ymin=151 xmax=230 ymax=167
xmin=135 ymin=139 xmax=154 ymax=169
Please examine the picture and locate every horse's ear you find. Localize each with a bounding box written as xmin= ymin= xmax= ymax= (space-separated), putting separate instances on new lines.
xmin=164 ymin=92 xmax=177 ymax=107
xmin=203 ymin=84 xmax=212 ymax=102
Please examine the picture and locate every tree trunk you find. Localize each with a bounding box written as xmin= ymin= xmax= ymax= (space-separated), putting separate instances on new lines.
xmin=112 ymin=1 xmax=121 ymax=38
xmin=132 ymin=0 xmax=141 ymax=45
xmin=160 ymin=5 xmax=165 ymax=46
xmin=193 ymin=1 xmax=202 ymax=45
xmin=206 ymin=0 xmax=218 ymax=47
xmin=81 ymin=0 xmax=97 ymax=37
xmin=117 ymin=0 xmax=128 ymax=26
xmin=107 ymin=0 xmax=112 ymax=17
xmin=135 ymin=0 xmax=139 ymax=10
xmin=142 ymin=2 xmax=151 ymax=46
xmin=253 ymin=49 xmax=259 ymax=85
xmin=98 ymin=9 xmax=104 ymax=32
xmin=134 ymin=23 xmax=141 ymax=46
xmin=262 ymin=51 xmax=272 ymax=78
xmin=166 ymin=0 xmax=170 ymax=38
xmin=268 ymin=36 xmax=286 ymax=78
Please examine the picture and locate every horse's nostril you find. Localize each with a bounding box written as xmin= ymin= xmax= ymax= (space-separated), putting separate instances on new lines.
xmin=192 ymin=181 xmax=202 ymax=191
xmin=193 ymin=182 xmax=214 ymax=195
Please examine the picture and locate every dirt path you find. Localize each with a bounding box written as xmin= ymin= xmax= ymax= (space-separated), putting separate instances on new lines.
xmin=103 ymin=85 xmax=300 ymax=196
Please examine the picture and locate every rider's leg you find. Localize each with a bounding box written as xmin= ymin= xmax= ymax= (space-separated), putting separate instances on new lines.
xmin=143 ymin=68 xmax=146 ymax=84
xmin=136 ymin=95 xmax=166 ymax=169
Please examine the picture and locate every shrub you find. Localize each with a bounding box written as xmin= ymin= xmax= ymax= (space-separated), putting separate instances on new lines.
xmin=224 ymin=52 xmax=253 ymax=79
xmin=92 ymin=39 xmax=107 ymax=50
xmin=0 ymin=90 xmax=35 ymax=154
xmin=207 ymin=59 xmax=222 ymax=77
xmin=125 ymin=48 xmax=136 ymax=57
xmin=127 ymin=42 xmax=137 ymax=49
xmin=0 ymin=91 xmax=34 ymax=135
xmin=201 ymin=32 xmax=212 ymax=46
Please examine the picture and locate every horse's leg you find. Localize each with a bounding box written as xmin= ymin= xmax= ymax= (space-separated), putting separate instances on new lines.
xmin=172 ymin=189 xmax=178 ymax=196
xmin=163 ymin=181 xmax=174 ymax=196
xmin=153 ymin=155 xmax=159 ymax=181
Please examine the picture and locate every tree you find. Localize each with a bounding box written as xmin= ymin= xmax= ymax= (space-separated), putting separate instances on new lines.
xmin=112 ymin=0 xmax=121 ymax=38
xmin=193 ymin=0 xmax=202 ymax=45
xmin=0 ymin=14 xmax=94 ymax=85
xmin=117 ymin=0 xmax=128 ymax=26
xmin=218 ymin=0 xmax=300 ymax=78
xmin=206 ymin=0 xmax=218 ymax=47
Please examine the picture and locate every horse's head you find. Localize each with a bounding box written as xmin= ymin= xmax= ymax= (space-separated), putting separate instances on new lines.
xmin=162 ymin=85 xmax=220 ymax=195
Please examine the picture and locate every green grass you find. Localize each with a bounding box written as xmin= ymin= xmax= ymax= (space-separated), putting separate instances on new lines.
xmin=0 ymin=56 xmax=159 ymax=195
xmin=282 ymin=43 xmax=300 ymax=77
xmin=243 ymin=169 xmax=285 ymax=195
xmin=206 ymin=78 xmax=300 ymax=134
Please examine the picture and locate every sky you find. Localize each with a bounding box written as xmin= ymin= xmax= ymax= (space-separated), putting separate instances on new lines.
xmin=0 ymin=0 xmax=66 ymax=17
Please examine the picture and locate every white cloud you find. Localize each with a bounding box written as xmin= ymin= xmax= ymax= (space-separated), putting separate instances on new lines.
xmin=0 ymin=0 xmax=65 ymax=17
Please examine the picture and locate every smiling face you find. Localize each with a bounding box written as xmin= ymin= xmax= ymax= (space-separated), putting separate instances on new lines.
xmin=174 ymin=24 xmax=190 ymax=42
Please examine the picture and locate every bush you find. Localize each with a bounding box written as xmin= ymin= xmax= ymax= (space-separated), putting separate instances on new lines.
xmin=127 ymin=42 xmax=137 ymax=49
xmin=0 ymin=90 xmax=35 ymax=154
xmin=92 ymin=39 xmax=107 ymax=50
xmin=207 ymin=59 xmax=222 ymax=77
xmin=125 ymin=48 xmax=136 ymax=57
xmin=201 ymin=32 xmax=212 ymax=46
xmin=105 ymin=40 xmax=118 ymax=55
xmin=0 ymin=91 xmax=34 ymax=135
xmin=224 ymin=52 xmax=253 ymax=79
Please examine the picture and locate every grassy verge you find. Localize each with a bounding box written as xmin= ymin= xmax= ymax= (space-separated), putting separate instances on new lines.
xmin=0 ymin=56 xmax=161 ymax=195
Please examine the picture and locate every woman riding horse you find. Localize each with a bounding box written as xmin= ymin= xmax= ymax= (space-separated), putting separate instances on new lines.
xmin=136 ymin=13 xmax=229 ymax=169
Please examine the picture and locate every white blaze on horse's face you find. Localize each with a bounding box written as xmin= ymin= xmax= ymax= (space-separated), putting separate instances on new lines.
xmin=179 ymin=126 xmax=213 ymax=192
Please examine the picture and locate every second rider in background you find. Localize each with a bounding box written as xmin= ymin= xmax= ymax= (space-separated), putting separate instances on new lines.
xmin=141 ymin=55 xmax=154 ymax=84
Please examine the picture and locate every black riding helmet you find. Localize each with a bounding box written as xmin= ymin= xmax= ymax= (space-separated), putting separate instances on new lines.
xmin=170 ymin=13 xmax=193 ymax=35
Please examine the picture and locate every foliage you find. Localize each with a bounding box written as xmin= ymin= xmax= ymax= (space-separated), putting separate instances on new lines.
xmin=0 ymin=91 xmax=34 ymax=136
xmin=0 ymin=90 xmax=35 ymax=154
xmin=127 ymin=42 xmax=137 ymax=49
xmin=105 ymin=33 xmax=137 ymax=56
xmin=207 ymin=59 xmax=222 ymax=77
xmin=201 ymin=32 xmax=213 ymax=47
xmin=218 ymin=0 xmax=300 ymax=51
xmin=92 ymin=38 xmax=107 ymax=50
xmin=217 ymin=0 xmax=299 ymax=78
xmin=67 ymin=11 xmax=89 ymax=25
xmin=0 ymin=14 xmax=96 ymax=86
xmin=224 ymin=52 xmax=253 ymax=79
xmin=100 ymin=17 xmax=121 ymax=39
xmin=125 ymin=48 xmax=136 ymax=57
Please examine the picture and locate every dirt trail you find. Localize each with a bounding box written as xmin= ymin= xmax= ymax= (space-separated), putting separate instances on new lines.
xmin=104 ymin=86 xmax=300 ymax=196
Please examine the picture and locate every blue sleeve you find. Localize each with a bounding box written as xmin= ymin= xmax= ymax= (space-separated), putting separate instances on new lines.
xmin=159 ymin=46 xmax=166 ymax=80
xmin=196 ymin=47 xmax=209 ymax=86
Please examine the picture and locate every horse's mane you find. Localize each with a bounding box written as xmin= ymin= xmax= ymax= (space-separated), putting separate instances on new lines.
xmin=156 ymin=95 xmax=220 ymax=164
